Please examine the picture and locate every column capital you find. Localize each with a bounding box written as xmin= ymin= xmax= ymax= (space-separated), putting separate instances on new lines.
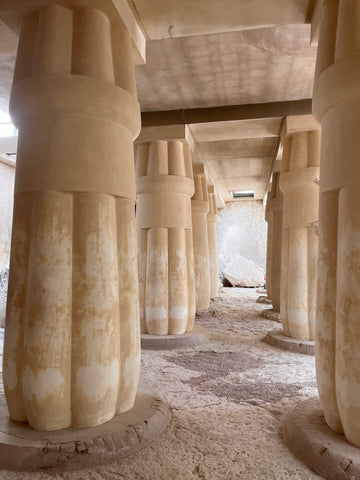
xmin=0 ymin=0 xmax=146 ymax=64
xmin=281 ymin=114 xmax=320 ymax=144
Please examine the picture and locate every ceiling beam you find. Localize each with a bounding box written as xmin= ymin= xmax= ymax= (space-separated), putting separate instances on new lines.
xmin=141 ymin=99 xmax=312 ymax=127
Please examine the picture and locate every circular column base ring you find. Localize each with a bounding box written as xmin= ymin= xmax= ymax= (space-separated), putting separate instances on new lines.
xmin=282 ymin=397 xmax=360 ymax=480
xmin=263 ymin=329 xmax=315 ymax=355
xmin=0 ymin=392 xmax=171 ymax=472
xmin=141 ymin=325 xmax=209 ymax=350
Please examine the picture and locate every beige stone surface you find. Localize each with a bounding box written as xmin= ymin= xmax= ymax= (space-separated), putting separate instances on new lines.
xmin=130 ymin=0 xmax=313 ymax=39
xmin=313 ymin=0 xmax=360 ymax=448
xmin=0 ymin=4 xmax=318 ymax=207
xmin=207 ymin=186 xmax=219 ymax=299
xmin=136 ymin=140 xmax=196 ymax=335
xmin=280 ymin=126 xmax=320 ymax=341
xmin=3 ymin=2 xmax=141 ymax=431
xmin=192 ymin=166 xmax=210 ymax=311
xmin=0 ymin=288 xmax=321 ymax=479
xmin=265 ymin=173 xmax=283 ymax=312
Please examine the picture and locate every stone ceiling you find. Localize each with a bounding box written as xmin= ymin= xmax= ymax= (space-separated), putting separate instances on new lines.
xmin=0 ymin=0 xmax=319 ymax=204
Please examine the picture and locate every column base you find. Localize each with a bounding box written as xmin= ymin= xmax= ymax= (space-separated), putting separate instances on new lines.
xmin=260 ymin=308 xmax=281 ymax=322
xmin=0 ymin=392 xmax=171 ymax=472
xmin=282 ymin=397 xmax=360 ymax=480
xmin=263 ymin=329 xmax=315 ymax=355
xmin=141 ymin=325 xmax=209 ymax=350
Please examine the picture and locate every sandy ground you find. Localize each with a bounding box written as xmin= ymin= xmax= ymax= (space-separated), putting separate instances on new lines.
xmin=0 ymin=288 xmax=322 ymax=479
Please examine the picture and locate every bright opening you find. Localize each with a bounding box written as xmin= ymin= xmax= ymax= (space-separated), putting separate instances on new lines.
xmin=232 ymin=190 xmax=255 ymax=199
xmin=0 ymin=111 xmax=17 ymax=138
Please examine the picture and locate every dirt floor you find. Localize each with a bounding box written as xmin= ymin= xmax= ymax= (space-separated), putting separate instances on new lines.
xmin=0 ymin=288 xmax=322 ymax=479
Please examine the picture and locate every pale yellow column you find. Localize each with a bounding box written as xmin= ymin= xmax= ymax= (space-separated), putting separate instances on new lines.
xmin=136 ymin=141 xmax=195 ymax=335
xmin=279 ymin=127 xmax=320 ymax=341
xmin=265 ymin=193 xmax=273 ymax=300
xmin=207 ymin=186 xmax=219 ymax=299
xmin=3 ymin=3 xmax=141 ymax=430
xmin=313 ymin=0 xmax=360 ymax=446
xmin=268 ymin=173 xmax=283 ymax=313
xmin=192 ymin=166 xmax=210 ymax=311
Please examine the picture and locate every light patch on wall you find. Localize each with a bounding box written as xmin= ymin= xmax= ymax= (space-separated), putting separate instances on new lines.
xmin=23 ymin=366 xmax=65 ymax=402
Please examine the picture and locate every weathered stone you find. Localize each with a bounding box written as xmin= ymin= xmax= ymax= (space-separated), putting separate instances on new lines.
xmin=0 ymin=392 xmax=171 ymax=472
xmin=222 ymin=255 xmax=264 ymax=287
xmin=3 ymin=1 xmax=141 ymax=431
xmin=136 ymin=140 xmax=196 ymax=335
xmin=282 ymin=397 xmax=360 ymax=480
xmin=141 ymin=325 xmax=209 ymax=350
xmin=263 ymin=329 xmax=315 ymax=356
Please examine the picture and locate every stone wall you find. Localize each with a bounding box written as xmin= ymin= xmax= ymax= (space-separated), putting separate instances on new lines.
xmin=0 ymin=159 xmax=15 ymax=270
xmin=217 ymin=200 xmax=267 ymax=276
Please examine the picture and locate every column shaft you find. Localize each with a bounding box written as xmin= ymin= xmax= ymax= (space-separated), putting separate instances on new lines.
xmin=266 ymin=172 xmax=283 ymax=312
xmin=207 ymin=187 xmax=219 ymax=299
xmin=279 ymin=130 xmax=320 ymax=341
xmin=3 ymin=3 xmax=141 ymax=430
xmin=136 ymin=141 xmax=195 ymax=335
xmin=265 ymin=201 xmax=273 ymax=300
xmin=313 ymin=0 xmax=360 ymax=445
xmin=192 ymin=169 xmax=210 ymax=311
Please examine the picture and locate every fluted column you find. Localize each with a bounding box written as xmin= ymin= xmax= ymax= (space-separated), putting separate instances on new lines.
xmin=279 ymin=127 xmax=320 ymax=341
xmin=3 ymin=3 xmax=141 ymax=431
xmin=313 ymin=0 xmax=360 ymax=446
xmin=265 ymin=194 xmax=273 ymax=300
xmin=207 ymin=186 xmax=219 ymax=299
xmin=268 ymin=173 xmax=283 ymax=312
xmin=192 ymin=166 xmax=210 ymax=311
xmin=136 ymin=141 xmax=195 ymax=335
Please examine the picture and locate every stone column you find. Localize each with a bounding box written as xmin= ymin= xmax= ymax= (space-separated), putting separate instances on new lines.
xmin=192 ymin=165 xmax=210 ymax=311
xmin=279 ymin=122 xmax=320 ymax=341
xmin=268 ymin=172 xmax=283 ymax=312
xmin=3 ymin=3 xmax=141 ymax=431
xmin=265 ymin=194 xmax=273 ymax=300
xmin=207 ymin=186 xmax=219 ymax=299
xmin=136 ymin=140 xmax=196 ymax=335
xmin=313 ymin=0 xmax=360 ymax=446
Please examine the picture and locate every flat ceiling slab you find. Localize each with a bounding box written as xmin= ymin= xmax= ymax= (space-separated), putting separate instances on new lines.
xmin=136 ymin=25 xmax=317 ymax=112
xmin=131 ymin=0 xmax=314 ymax=39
